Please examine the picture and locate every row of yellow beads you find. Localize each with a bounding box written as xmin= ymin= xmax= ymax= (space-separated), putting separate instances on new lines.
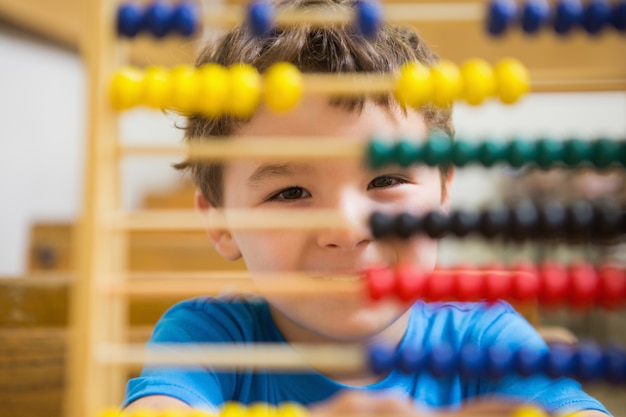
xmin=100 ymin=402 xmax=307 ymax=417
xmin=110 ymin=58 xmax=529 ymax=118
xmin=99 ymin=402 xmax=562 ymax=417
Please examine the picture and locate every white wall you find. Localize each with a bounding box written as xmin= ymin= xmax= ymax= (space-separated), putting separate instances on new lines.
xmin=0 ymin=25 xmax=624 ymax=275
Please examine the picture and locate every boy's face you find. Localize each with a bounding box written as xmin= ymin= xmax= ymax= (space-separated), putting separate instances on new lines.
xmin=199 ymin=98 xmax=451 ymax=342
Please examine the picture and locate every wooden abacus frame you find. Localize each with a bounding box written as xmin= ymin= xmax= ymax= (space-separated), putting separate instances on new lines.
xmin=66 ymin=1 xmax=625 ymax=417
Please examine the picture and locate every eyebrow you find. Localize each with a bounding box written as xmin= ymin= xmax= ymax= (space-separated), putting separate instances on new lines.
xmin=246 ymin=163 xmax=314 ymax=188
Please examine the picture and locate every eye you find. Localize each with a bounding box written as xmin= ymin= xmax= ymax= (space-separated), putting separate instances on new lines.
xmin=368 ymin=175 xmax=408 ymax=190
xmin=268 ymin=186 xmax=311 ymax=202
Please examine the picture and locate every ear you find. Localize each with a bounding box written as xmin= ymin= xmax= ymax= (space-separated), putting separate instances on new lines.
xmin=194 ymin=189 xmax=242 ymax=261
xmin=440 ymin=166 xmax=454 ymax=213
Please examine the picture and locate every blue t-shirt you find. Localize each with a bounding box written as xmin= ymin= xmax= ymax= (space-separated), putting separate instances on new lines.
xmin=124 ymin=297 xmax=609 ymax=414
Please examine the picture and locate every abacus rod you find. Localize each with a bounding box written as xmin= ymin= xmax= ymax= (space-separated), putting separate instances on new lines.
xmin=119 ymin=138 xmax=364 ymax=160
xmin=96 ymin=342 xmax=365 ymax=372
xmin=200 ymin=3 xmax=484 ymax=27
xmin=109 ymin=209 xmax=351 ymax=231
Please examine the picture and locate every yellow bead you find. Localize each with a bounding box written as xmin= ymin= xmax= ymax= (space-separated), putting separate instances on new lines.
xmin=494 ymin=57 xmax=530 ymax=105
xmin=511 ymin=405 xmax=550 ymax=417
xmin=197 ymin=63 xmax=229 ymax=117
xmin=394 ymin=62 xmax=432 ymax=108
xmin=460 ymin=58 xmax=496 ymax=106
xmin=276 ymin=403 xmax=308 ymax=417
xmin=430 ymin=60 xmax=462 ymax=107
xmin=227 ymin=64 xmax=261 ymax=119
xmin=143 ymin=66 xmax=170 ymax=109
xmin=221 ymin=402 xmax=247 ymax=417
xmin=263 ymin=62 xmax=303 ymax=113
xmin=169 ymin=65 xmax=200 ymax=114
xmin=110 ymin=67 xmax=144 ymax=111
xmin=188 ymin=410 xmax=217 ymax=417
xmin=98 ymin=407 xmax=122 ymax=417
xmin=247 ymin=402 xmax=276 ymax=417
xmin=158 ymin=408 xmax=188 ymax=417
xmin=126 ymin=408 xmax=157 ymax=417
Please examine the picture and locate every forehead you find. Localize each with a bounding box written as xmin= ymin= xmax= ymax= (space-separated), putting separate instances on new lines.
xmin=235 ymin=97 xmax=427 ymax=140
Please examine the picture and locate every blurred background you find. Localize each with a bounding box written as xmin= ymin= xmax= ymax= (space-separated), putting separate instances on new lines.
xmin=0 ymin=0 xmax=625 ymax=416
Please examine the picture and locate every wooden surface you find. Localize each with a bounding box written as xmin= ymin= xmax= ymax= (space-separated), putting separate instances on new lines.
xmin=0 ymin=0 xmax=624 ymax=91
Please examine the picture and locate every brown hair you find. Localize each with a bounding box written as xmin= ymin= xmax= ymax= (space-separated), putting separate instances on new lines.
xmin=176 ymin=0 xmax=454 ymax=207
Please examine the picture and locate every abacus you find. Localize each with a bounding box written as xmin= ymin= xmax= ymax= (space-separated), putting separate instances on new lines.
xmin=68 ymin=1 xmax=625 ymax=417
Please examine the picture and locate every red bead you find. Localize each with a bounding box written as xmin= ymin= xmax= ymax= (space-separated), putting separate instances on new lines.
xmin=512 ymin=262 xmax=540 ymax=302
xmin=365 ymin=267 xmax=396 ymax=301
xmin=455 ymin=266 xmax=486 ymax=302
xmin=598 ymin=264 xmax=626 ymax=309
xmin=396 ymin=264 xmax=428 ymax=302
xmin=485 ymin=265 xmax=514 ymax=303
xmin=539 ymin=262 xmax=570 ymax=308
xmin=427 ymin=269 xmax=456 ymax=301
xmin=569 ymin=262 xmax=599 ymax=309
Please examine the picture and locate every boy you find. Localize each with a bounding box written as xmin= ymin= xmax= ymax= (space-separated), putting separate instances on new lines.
xmin=123 ymin=0 xmax=610 ymax=415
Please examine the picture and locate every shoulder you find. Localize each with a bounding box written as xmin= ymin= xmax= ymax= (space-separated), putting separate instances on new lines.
xmin=150 ymin=296 xmax=272 ymax=343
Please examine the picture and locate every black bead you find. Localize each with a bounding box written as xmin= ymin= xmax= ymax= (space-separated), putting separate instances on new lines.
xmin=479 ymin=208 xmax=510 ymax=238
xmin=593 ymin=202 xmax=623 ymax=240
xmin=370 ymin=212 xmax=395 ymax=239
xmin=423 ymin=211 xmax=450 ymax=238
xmin=509 ymin=202 xmax=539 ymax=240
xmin=538 ymin=202 xmax=567 ymax=238
xmin=395 ymin=213 xmax=422 ymax=239
xmin=566 ymin=200 xmax=595 ymax=238
xmin=449 ymin=210 xmax=480 ymax=238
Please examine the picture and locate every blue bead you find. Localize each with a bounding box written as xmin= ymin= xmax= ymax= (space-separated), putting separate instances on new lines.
xmin=613 ymin=1 xmax=626 ymax=31
xmin=117 ymin=3 xmax=144 ymax=37
xmin=546 ymin=345 xmax=576 ymax=379
xmin=516 ymin=347 xmax=547 ymax=377
xmin=583 ymin=0 xmax=612 ymax=34
xmin=459 ymin=344 xmax=487 ymax=379
xmin=356 ymin=0 xmax=383 ymax=38
xmin=369 ymin=344 xmax=396 ymax=374
xmin=554 ymin=0 xmax=584 ymax=35
xmin=604 ymin=346 xmax=626 ymax=384
xmin=144 ymin=1 xmax=175 ymax=38
xmin=488 ymin=347 xmax=515 ymax=380
xmin=248 ymin=1 xmax=274 ymax=37
xmin=576 ymin=343 xmax=606 ymax=382
xmin=173 ymin=2 xmax=199 ymax=36
xmin=428 ymin=345 xmax=457 ymax=378
xmin=487 ymin=0 xmax=519 ymax=36
xmin=398 ymin=346 xmax=428 ymax=374
xmin=522 ymin=0 xmax=551 ymax=33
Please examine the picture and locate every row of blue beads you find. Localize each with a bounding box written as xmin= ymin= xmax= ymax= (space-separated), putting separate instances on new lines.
xmin=488 ymin=0 xmax=626 ymax=35
xmin=117 ymin=1 xmax=199 ymax=38
xmin=369 ymin=343 xmax=626 ymax=383
xmin=248 ymin=0 xmax=382 ymax=38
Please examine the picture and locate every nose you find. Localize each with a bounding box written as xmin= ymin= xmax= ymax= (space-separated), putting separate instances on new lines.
xmin=316 ymin=191 xmax=373 ymax=251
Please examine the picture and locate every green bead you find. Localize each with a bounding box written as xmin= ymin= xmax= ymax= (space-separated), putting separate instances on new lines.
xmin=563 ymin=137 xmax=592 ymax=167
xmin=367 ymin=138 xmax=395 ymax=169
xmin=591 ymin=138 xmax=620 ymax=169
xmin=478 ymin=139 xmax=507 ymax=167
xmin=535 ymin=137 xmax=564 ymax=170
xmin=451 ymin=139 xmax=480 ymax=167
xmin=394 ymin=138 xmax=422 ymax=167
xmin=506 ymin=137 xmax=537 ymax=168
xmin=620 ymin=141 xmax=626 ymax=166
xmin=423 ymin=131 xmax=453 ymax=166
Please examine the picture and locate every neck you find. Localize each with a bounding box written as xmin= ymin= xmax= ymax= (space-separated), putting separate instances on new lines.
xmin=268 ymin=304 xmax=412 ymax=386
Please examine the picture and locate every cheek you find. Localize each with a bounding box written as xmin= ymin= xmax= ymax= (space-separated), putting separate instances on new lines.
xmin=394 ymin=236 xmax=439 ymax=270
xmin=234 ymin=231 xmax=304 ymax=272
